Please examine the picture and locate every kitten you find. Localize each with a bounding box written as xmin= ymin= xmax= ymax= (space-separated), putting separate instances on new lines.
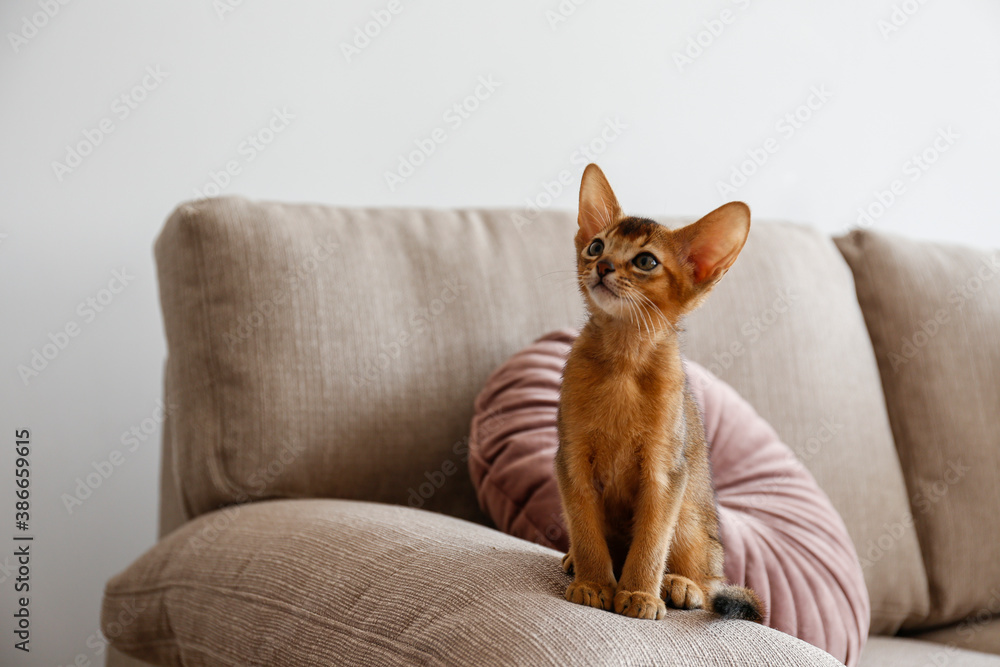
xmin=555 ymin=164 xmax=763 ymax=622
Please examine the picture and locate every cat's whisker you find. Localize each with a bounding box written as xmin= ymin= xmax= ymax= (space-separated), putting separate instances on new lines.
xmin=624 ymin=294 xmax=640 ymax=332
xmin=630 ymin=290 xmax=657 ymax=324
xmin=536 ymin=269 xmax=579 ymax=280
xmin=537 ymin=271 xmax=583 ymax=290
xmin=626 ymin=292 xmax=651 ymax=339
xmin=633 ymin=290 xmax=676 ymax=336
xmin=547 ymin=276 xmax=584 ymax=289
xmin=625 ymin=291 xmax=653 ymax=339
xmin=628 ymin=293 xmax=652 ymax=338
xmin=632 ymin=289 xmax=668 ymax=327
xmin=634 ymin=295 xmax=652 ymax=340
xmin=622 ymin=292 xmax=637 ymax=334
xmin=623 ymin=294 xmax=637 ymax=336
xmin=628 ymin=295 xmax=646 ymax=338
xmin=641 ymin=299 xmax=656 ymax=339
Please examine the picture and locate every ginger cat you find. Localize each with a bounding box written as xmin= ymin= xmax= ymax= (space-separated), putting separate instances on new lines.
xmin=555 ymin=164 xmax=763 ymax=622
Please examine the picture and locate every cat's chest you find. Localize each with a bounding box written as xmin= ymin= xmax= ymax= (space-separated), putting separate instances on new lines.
xmin=590 ymin=439 xmax=641 ymax=497
xmin=583 ymin=369 xmax=665 ymax=435
xmin=581 ymin=373 xmax=686 ymax=481
xmin=586 ymin=382 xmax=657 ymax=455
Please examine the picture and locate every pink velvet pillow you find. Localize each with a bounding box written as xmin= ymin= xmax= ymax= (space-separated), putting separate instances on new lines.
xmin=469 ymin=330 xmax=869 ymax=667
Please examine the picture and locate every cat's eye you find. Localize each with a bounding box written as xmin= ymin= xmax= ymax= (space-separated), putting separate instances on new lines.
xmin=632 ymin=253 xmax=659 ymax=271
xmin=586 ymin=239 xmax=604 ymax=256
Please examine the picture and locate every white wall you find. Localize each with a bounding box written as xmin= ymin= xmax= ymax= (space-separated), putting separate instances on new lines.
xmin=1 ymin=0 xmax=998 ymax=663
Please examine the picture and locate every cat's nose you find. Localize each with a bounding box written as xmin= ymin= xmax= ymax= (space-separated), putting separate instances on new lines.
xmin=597 ymin=260 xmax=614 ymax=278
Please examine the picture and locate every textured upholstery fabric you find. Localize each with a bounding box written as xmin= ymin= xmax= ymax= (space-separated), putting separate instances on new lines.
xmin=836 ymin=230 xmax=1000 ymax=630
xmin=153 ymin=199 xmax=924 ymax=634
xmin=859 ymin=636 xmax=1000 ymax=667
xmin=469 ymin=330 xmax=869 ymax=666
xmin=102 ymin=499 xmax=844 ymax=666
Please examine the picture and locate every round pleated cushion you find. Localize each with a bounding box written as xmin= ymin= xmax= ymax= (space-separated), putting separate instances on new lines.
xmin=469 ymin=329 xmax=869 ymax=667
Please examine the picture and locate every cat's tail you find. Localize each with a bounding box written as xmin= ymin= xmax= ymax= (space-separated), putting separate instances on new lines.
xmin=710 ymin=585 xmax=765 ymax=623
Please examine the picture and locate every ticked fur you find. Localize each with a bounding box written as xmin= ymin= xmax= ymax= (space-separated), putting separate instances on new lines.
xmin=555 ymin=164 xmax=763 ymax=623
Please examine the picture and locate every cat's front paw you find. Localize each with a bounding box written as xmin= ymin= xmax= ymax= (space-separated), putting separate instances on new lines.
xmin=660 ymin=574 xmax=705 ymax=610
xmin=565 ymin=580 xmax=615 ymax=611
xmin=561 ymin=553 xmax=574 ymax=574
xmin=613 ymin=590 xmax=667 ymax=620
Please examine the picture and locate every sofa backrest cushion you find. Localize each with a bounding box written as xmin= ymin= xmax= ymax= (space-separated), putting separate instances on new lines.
xmin=156 ymin=199 xmax=586 ymax=526
xmin=836 ymin=229 xmax=1000 ymax=629
xmin=154 ymin=198 xmax=925 ymax=632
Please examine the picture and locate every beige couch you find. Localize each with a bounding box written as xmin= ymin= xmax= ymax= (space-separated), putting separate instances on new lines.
xmin=103 ymin=198 xmax=1000 ymax=666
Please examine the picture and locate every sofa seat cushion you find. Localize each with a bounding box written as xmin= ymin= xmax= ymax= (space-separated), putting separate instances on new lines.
xmin=470 ymin=330 xmax=869 ymax=666
xmin=836 ymin=230 xmax=1000 ymax=629
xmin=859 ymin=636 xmax=1000 ymax=666
xmin=102 ymin=499 xmax=844 ymax=667
xmin=911 ymin=615 xmax=1000 ymax=657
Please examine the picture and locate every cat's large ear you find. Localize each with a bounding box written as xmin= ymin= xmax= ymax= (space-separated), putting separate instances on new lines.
xmin=675 ymin=202 xmax=750 ymax=287
xmin=578 ymin=164 xmax=622 ymax=240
